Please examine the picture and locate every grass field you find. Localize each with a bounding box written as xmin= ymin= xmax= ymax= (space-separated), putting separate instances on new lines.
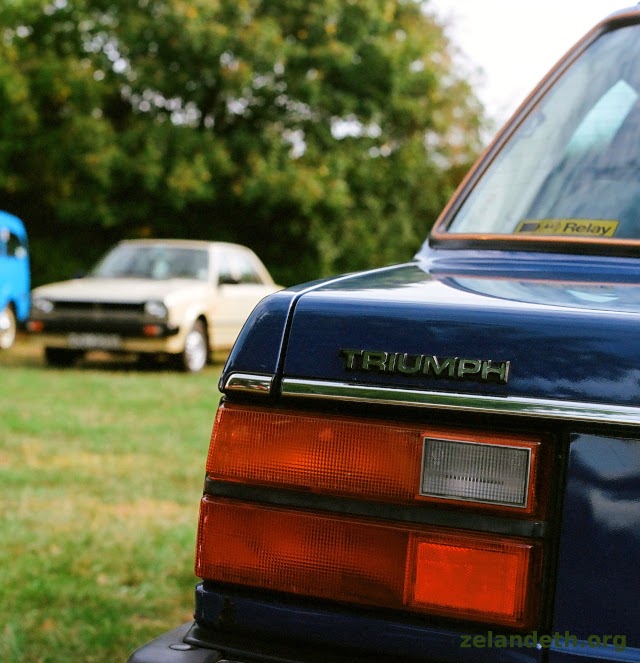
xmin=0 ymin=337 xmax=223 ymax=663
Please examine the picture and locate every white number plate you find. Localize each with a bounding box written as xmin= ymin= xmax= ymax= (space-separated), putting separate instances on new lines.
xmin=67 ymin=333 xmax=122 ymax=350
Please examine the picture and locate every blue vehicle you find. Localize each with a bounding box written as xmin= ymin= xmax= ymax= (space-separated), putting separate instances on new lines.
xmin=129 ymin=6 xmax=640 ymax=663
xmin=0 ymin=210 xmax=30 ymax=349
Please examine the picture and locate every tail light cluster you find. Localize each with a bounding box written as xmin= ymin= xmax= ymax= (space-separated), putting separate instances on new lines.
xmin=205 ymin=404 xmax=544 ymax=515
xmin=197 ymin=403 xmax=548 ymax=628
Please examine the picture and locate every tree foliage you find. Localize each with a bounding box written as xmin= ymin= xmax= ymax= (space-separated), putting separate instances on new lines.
xmin=0 ymin=0 xmax=486 ymax=286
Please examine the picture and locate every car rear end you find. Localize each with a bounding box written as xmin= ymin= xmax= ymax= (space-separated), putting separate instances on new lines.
xmin=128 ymin=6 xmax=640 ymax=662
xmin=128 ymin=253 xmax=640 ymax=663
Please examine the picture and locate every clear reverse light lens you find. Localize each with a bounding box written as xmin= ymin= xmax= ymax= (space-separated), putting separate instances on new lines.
xmin=421 ymin=438 xmax=531 ymax=508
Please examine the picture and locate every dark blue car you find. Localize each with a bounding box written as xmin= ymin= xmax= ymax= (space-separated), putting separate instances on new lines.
xmin=129 ymin=6 xmax=640 ymax=663
xmin=0 ymin=210 xmax=30 ymax=349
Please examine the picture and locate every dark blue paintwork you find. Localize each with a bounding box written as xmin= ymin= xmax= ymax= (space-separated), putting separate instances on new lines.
xmin=222 ymin=289 xmax=298 ymax=385
xmin=194 ymin=584 xmax=543 ymax=663
xmin=553 ymin=434 xmax=640 ymax=650
xmin=222 ymin=249 xmax=640 ymax=406
xmin=222 ymin=270 xmax=396 ymax=386
xmin=275 ymin=253 xmax=640 ymax=406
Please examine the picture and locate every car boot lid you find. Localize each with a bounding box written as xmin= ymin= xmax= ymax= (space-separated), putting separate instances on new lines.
xmin=222 ymin=258 xmax=640 ymax=416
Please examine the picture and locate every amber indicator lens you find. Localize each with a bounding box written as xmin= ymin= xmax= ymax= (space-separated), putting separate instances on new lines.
xmin=197 ymin=498 xmax=541 ymax=628
xmin=143 ymin=324 xmax=162 ymax=337
xmin=207 ymin=403 xmax=543 ymax=515
xmin=206 ymin=403 xmax=423 ymax=502
xmin=196 ymin=497 xmax=408 ymax=606
xmin=421 ymin=438 xmax=531 ymax=508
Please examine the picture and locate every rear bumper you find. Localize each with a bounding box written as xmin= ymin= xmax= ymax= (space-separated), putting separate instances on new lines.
xmin=128 ymin=620 xmax=636 ymax=663
xmin=128 ymin=582 xmax=547 ymax=663
xmin=127 ymin=621 xmax=382 ymax=663
xmin=127 ymin=623 xmax=220 ymax=663
xmin=193 ymin=583 xmax=545 ymax=663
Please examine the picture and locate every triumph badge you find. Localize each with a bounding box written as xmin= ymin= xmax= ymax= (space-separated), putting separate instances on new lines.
xmin=339 ymin=349 xmax=510 ymax=384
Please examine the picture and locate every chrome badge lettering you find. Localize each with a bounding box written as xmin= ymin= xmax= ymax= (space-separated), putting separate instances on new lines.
xmin=340 ymin=349 xmax=510 ymax=384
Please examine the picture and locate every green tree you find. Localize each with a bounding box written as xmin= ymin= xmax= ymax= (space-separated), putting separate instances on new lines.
xmin=0 ymin=0 xmax=485 ymax=286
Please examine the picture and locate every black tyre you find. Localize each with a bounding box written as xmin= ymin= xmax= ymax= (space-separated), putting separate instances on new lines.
xmin=44 ymin=347 xmax=84 ymax=367
xmin=178 ymin=320 xmax=208 ymax=373
xmin=0 ymin=305 xmax=16 ymax=350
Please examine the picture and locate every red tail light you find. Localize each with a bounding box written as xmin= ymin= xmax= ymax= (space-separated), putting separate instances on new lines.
xmin=407 ymin=533 xmax=538 ymax=624
xmin=206 ymin=403 xmax=544 ymax=516
xmin=196 ymin=497 xmax=542 ymax=628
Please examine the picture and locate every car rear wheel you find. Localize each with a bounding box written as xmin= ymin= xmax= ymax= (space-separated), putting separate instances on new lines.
xmin=0 ymin=305 xmax=16 ymax=350
xmin=179 ymin=320 xmax=208 ymax=373
xmin=44 ymin=347 xmax=84 ymax=367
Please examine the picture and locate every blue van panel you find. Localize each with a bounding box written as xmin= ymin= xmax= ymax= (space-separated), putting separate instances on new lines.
xmin=0 ymin=210 xmax=30 ymax=321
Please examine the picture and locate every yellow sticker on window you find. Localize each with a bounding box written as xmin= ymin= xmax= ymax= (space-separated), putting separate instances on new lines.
xmin=515 ymin=219 xmax=619 ymax=237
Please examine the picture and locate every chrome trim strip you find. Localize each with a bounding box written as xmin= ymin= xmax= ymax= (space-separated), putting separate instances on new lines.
xmin=281 ymin=378 xmax=640 ymax=426
xmin=224 ymin=373 xmax=273 ymax=395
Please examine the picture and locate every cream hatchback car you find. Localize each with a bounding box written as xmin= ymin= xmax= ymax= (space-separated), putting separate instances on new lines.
xmin=27 ymin=239 xmax=280 ymax=372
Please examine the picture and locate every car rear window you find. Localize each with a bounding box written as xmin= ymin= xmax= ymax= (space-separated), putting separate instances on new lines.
xmin=442 ymin=22 xmax=640 ymax=245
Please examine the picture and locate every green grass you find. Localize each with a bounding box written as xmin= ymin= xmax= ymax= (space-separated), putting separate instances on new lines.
xmin=0 ymin=337 xmax=223 ymax=663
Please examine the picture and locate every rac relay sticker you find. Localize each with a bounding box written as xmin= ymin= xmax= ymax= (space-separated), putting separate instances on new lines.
xmin=515 ymin=219 xmax=619 ymax=237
